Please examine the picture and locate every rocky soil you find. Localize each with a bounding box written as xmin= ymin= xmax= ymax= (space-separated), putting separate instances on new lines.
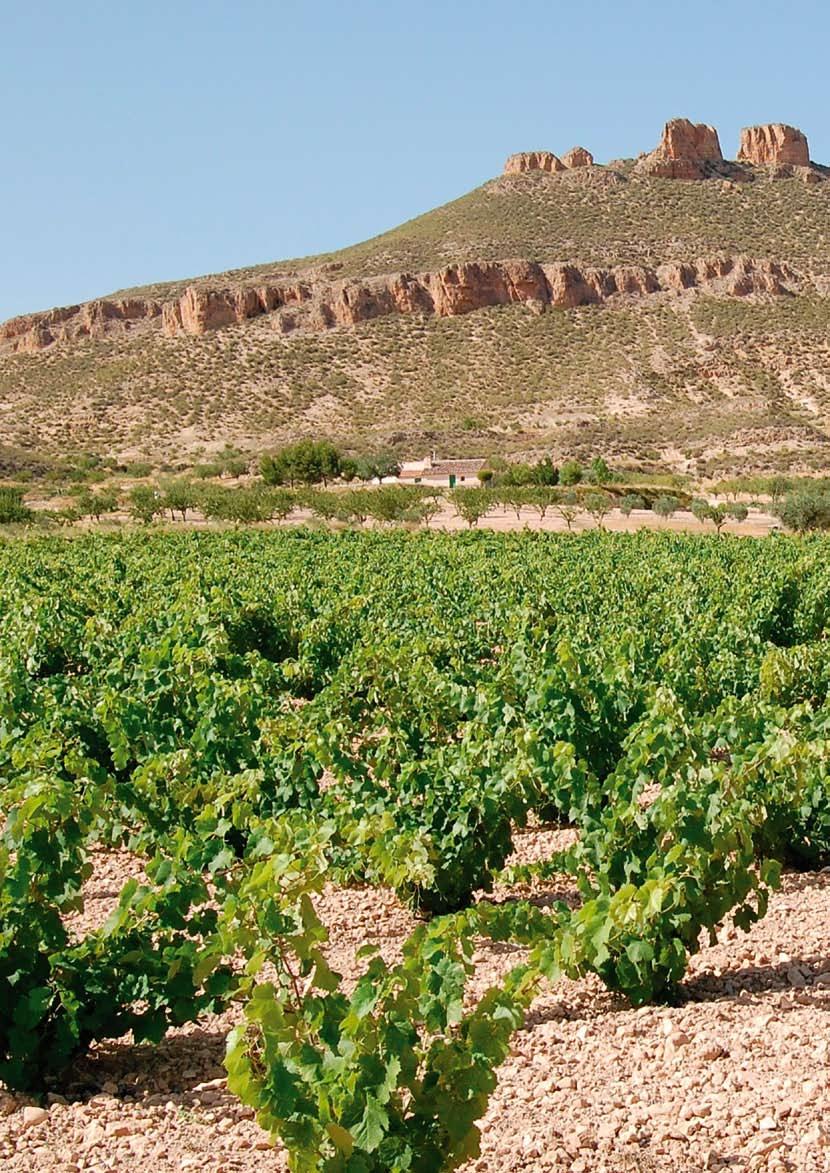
xmin=2 ymin=829 xmax=829 ymax=1172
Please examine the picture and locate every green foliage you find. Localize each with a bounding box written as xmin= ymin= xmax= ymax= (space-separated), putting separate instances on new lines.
xmin=159 ymin=479 xmax=199 ymax=521
xmin=652 ymin=494 xmax=680 ymax=519
xmin=585 ymin=457 xmax=613 ymax=485
xmin=367 ymin=486 xmax=431 ymax=526
xmin=619 ymin=493 xmax=646 ymax=516
xmin=559 ymin=460 xmax=582 ymax=487
xmin=75 ymin=488 xmax=119 ymax=521
xmin=352 ymin=452 xmax=402 ymax=482
xmin=2 ymin=526 xmax=829 ymax=1168
xmin=775 ymin=487 xmax=830 ymax=533
xmin=129 ymin=484 xmax=160 ymax=524
xmin=553 ymin=489 xmax=580 ymax=530
xmin=499 ymin=457 xmax=558 ymax=488
xmin=583 ymin=491 xmax=612 ymax=528
xmin=0 ymin=487 xmax=32 ymax=525
xmin=262 ymin=441 xmax=341 ymax=487
xmin=450 ymin=488 xmax=494 ymax=528
xmin=123 ymin=461 xmax=154 ymax=478
xmin=200 ymin=484 xmax=279 ymax=525
xmin=224 ymin=831 xmax=535 ymax=1171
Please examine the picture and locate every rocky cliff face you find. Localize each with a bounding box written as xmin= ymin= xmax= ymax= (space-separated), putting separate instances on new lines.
xmin=504 ymin=150 xmax=564 ymax=174
xmin=161 ymin=255 xmax=802 ymax=338
xmin=0 ymin=298 xmax=160 ymax=354
xmin=637 ymin=119 xmax=724 ymax=179
xmin=505 ymin=118 xmax=822 ymax=184
xmin=0 ymin=255 xmax=805 ymax=355
xmin=738 ymin=124 xmax=810 ymax=167
xmin=503 ymin=145 xmax=593 ymax=175
xmin=4 ymin=114 xmax=827 ymax=358
xmin=561 ymin=146 xmax=593 ymax=169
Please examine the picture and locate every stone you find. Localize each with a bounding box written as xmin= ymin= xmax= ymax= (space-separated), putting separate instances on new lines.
xmin=0 ymin=298 xmax=160 ymax=354
xmin=666 ymin=1029 xmax=691 ymax=1051
xmin=105 ymin=1121 xmax=136 ymax=1137
xmin=738 ymin=124 xmax=809 ymax=167
xmin=503 ymin=150 xmax=565 ymax=175
xmin=701 ymin=1043 xmax=727 ymax=1061
xmin=562 ymin=146 xmax=594 ymax=168
xmin=637 ymin=118 xmax=723 ymax=179
xmin=6 ymin=251 xmax=806 ymax=353
xmin=21 ymin=1106 xmax=49 ymax=1128
xmin=83 ymin=1120 xmax=105 ymax=1149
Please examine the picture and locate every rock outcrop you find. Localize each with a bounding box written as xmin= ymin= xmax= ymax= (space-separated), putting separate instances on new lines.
xmin=738 ymin=124 xmax=810 ymax=167
xmin=0 ymin=256 xmax=804 ymax=355
xmin=637 ymin=118 xmax=724 ymax=179
xmin=0 ymin=298 xmax=161 ymax=355
xmin=158 ymin=255 xmax=801 ymax=339
xmin=562 ymin=146 xmax=594 ymax=169
xmin=504 ymin=150 xmax=565 ymax=175
xmin=503 ymin=146 xmax=594 ymax=175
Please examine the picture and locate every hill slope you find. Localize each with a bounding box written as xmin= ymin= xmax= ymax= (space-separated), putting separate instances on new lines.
xmin=5 ymin=128 xmax=830 ymax=475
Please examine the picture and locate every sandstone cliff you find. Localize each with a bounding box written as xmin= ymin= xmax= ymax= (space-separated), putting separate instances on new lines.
xmin=0 ymin=298 xmax=161 ymax=355
xmin=504 ymin=150 xmax=564 ymax=174
xmin=561 ymin=146 xmax=594 ymax=169
xmin=738 ymin=124 xmax=810 ymax=167
xmin=503 ymin=145 xmax=593 ymax=175
xmin=0 ymin=255 xmax=805 ymax=356
xmin=636 ymin=118 xmax=724 ymax=179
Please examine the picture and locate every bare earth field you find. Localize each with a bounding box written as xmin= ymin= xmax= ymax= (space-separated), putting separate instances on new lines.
xmin=2 ymin=828 xmax=829 ymax=1173
xmin=426 ymin=504 xmax=779 ymax=538
xmin=31 ymin=503 xmax=780 ymax=540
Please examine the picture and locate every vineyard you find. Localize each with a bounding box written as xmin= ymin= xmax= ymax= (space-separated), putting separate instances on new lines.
xmin=2 ymin=528 xmax=830 ymax=1171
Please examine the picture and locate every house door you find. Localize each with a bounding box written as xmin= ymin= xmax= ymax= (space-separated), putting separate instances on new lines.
xmin=449 ymin=474 xmax=456 ymax=488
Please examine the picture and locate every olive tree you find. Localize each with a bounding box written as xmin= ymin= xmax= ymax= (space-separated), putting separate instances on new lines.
xmin=775 ymin=488 xmax=830 ymax=534
xmin=584 ymin=491 xmax=612 ymax=530
xmin=554 ymin=490 xmax=581 ymax=531
xmin=619 ymin=493 xmax=646 ymax=517
xmin=652 ymin=495 xmax=680 ymax=520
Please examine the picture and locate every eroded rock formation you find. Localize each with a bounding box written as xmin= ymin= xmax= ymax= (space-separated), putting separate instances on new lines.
xmin=738 ymin=124 xmax=810 ymax=167
xmin=0 ymin=298 xmax=161 ymax=355
xmin=562 ymin=146 xmax=594 ymax=169
xmin=503 ymin=150 xmax=565 ymax=175
xmin=637 ymin=118 xmax=724 ymax=179
xmin=158 ymin=255 xmax=801 ymax=339
xmin=503 ymin=146 xmax=594 ymax=175
xmin=0 ymin=256 xmax=805 ymax=355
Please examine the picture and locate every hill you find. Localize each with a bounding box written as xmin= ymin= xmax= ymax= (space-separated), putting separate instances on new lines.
xmin=4 ymin=118 xmax=830 ymax=476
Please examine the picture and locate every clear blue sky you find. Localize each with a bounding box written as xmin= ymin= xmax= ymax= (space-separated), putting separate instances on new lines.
xmin=2 ymin=0 xmax=828 ymax=320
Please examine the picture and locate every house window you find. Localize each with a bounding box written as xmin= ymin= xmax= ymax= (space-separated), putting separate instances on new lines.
xmin=460 ymin=476 xmax=465 ymax=482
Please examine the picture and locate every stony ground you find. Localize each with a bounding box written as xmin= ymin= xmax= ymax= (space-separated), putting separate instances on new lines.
xmin=2 ymin=830 xmax=829 ymax=1172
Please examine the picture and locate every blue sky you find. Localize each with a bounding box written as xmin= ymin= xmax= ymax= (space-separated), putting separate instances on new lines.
xmin=2 ymin=0 xmax=828 ymax=320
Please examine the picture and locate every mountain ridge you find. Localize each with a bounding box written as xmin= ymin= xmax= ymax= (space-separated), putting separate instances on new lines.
xmin=4 ymin=118 xmax=830 ymax=476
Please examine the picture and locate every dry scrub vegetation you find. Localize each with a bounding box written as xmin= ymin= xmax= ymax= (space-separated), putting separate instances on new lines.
xmin=4 ymin=293 xmax=830 ymax=475
xmin=111 ymin=169 xmax=830 ymax=297
xmin=6 ymin=169 xmax=830 ymax=472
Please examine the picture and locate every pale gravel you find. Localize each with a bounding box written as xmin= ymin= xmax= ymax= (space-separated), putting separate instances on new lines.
xmin=2 ymin=827 xmax=830 ymax=1172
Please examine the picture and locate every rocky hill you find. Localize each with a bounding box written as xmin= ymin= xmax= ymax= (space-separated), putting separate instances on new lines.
xmin=4 ymin=117 xmax=830 ymax=475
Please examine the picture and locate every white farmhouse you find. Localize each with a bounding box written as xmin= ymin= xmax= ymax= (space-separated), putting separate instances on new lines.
xmin=398 ymin=453 xmax=486 ymax=488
